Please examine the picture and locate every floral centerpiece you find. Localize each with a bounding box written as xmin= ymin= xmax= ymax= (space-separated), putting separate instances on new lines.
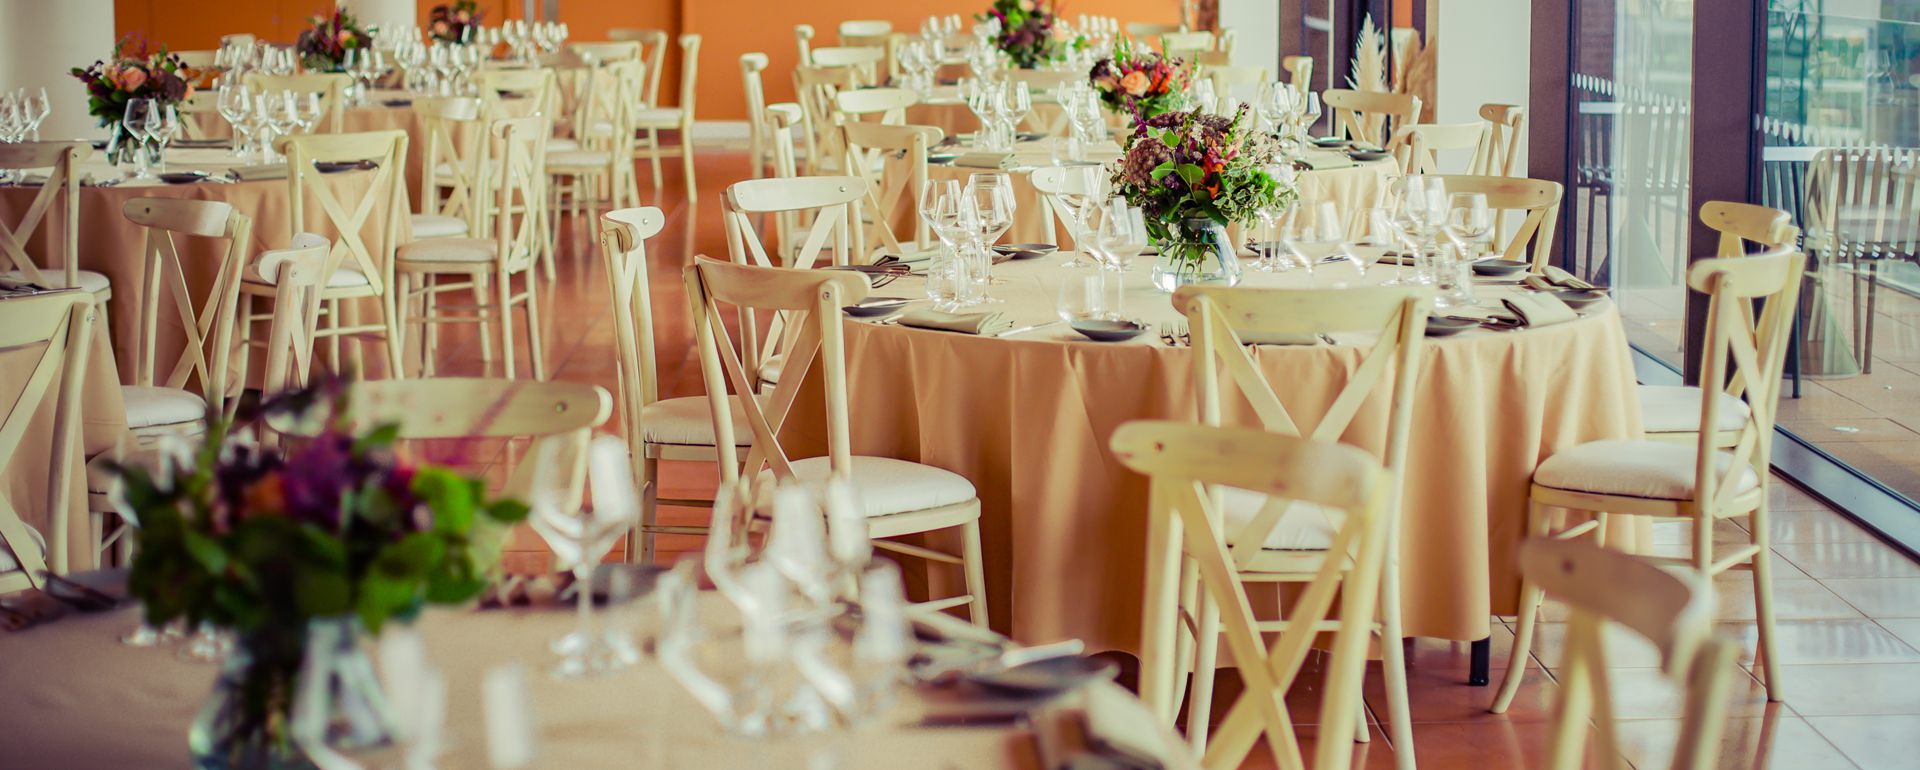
xmin=114 ymin=384 xmax=527 ymax=768
xmin=1110 ymin=106 xmax=1296 ymax=290
xmin=1088 ymin=40 xmax=1187 ymax=121
xmin=429 ymin=1 xmax=483 ymax=44
xmin=978 ymin=0 xmax=1080 ymax=69
xmin=69 ymin=35 xmax=197 ymax=164
xmin=295 ymin=7 xmax=372 ymax=73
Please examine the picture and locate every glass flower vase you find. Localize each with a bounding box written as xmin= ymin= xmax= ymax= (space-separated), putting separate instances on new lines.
xmin=189 ymin=616 xmax=396 ymax=770
xmin=1150 ymin=218 xmax=1243 ymax=292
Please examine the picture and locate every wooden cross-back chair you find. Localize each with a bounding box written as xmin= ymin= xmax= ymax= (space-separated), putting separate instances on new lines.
xmin=1401 ymin=174 xmax=1563 ymax=270
xmin=766 ymin=103 xmax=804 ymax=180
xmin=242 ymin=73 xmax=349 ymax=133
xmin=1802 ymin=146 xmax=1920 ymax=374
xmin=1281 ymin=55 xmax=1314 ymax=98
xmin=633 ymin=34 xmax=702 ymax=198
xmin=1521 ymin=538 xmax=1740 ymax=770
xmin=793 ymin=65 xmax=863 ymax=173
xmin=255 ymin=235 xmax=332 ymax=406
xmin=413 ymin=96 xmax=486 ymax=242
xmin=568 ymin=41 xmax=642 ymax=65
xmin=608 ymin=28 xmax=670 ymax=106
xmin=1322 ymin=89 xmax=1421 ymax=148
xmin=834 ymin=87 xmax=918 ymax=127
xmin=740 ymin=53 xmax=777 ymax=178
xmin=1165 ymin=285 xmax=1428 ymax=770
xmin=473 ymin=68 xmax=563 ymax=280
xmin=1641 ymin=202 xmax=1800 ymax=448
xmin=839 ymin=19 xmax=893 ymax=42
xmin=685 ymin=256 xmax=989 ymax=625
xmin=237 ymin=129 xmax=409 ymax=380
xmin=122 ymin=197 xmax=254 ymax=428
xmin=811 ymin=46 xmax=886 ymax=87
xmin=0 ymin=143 xmax=113 ymax=313
xmin=600 ymin=207 xmax=744 ymax=563
xmin=722 ymin=176 xmax=867 ymax=389
xmin=1474 ymin=104 xmax=1526 ymax=176
xmin=795 ymin=24 xmax=817 ymax=64
xmin=1113 ymin=420 xmax=1390 ymax=770
xmin=396 ymin=116 xmax=550 ymax=380
xmin=547 ymin=59 xmax=642 ymax=221
xmin=1029 ymin=165 xmax=1104 ymax=251
xmin=843 ymin=122 xmax=944 ymax=260
xmin=0 ymin=291 xmax=96 ymax=587
xmin=1387 ymin=122 xmax=1490 ymax=175
xmin=1494 ymin=247 xmax=1808 ymax=714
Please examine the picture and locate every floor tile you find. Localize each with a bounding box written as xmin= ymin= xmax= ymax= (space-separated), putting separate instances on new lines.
xmin=1822 ymin=579 xmax=1920 ymax=619
xmin=1774 ymin=542 xmax=1920 ymax=580
xmin=1714 ymin=619 xmax=1920 ymax=666
xmin=1771 ymin=664 xmax=1920 ymax=716
xmin=1875 ymin=620 xmax=1920 ymax=650
xmin=1760 ymin=507 xmax=1884 ymax=545
xmin=1598 ymin=667 xmax=1776 ymax=721
xmin=1613 ymin=709 xmax=1858 ymax=770
xmin=1805 ymin=715 xmax=1920 ymax=770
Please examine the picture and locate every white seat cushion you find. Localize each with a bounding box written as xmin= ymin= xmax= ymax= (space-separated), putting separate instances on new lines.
xmin=120 ymin=385 xmax=206 ymax=429
xmin=1220 ymin=486 xmax=1344 ymax=551
xmin=2 ymin=269 xmax=111 ymax=294
xmin=398 ymin=238 xmax=499 ymax=264
xmin=244 ymin=263 xmax=370 ymax=289
xmin=760 ymin=456 xmax=975 ymax=518
xmin=640 ymin=396 xmax=754 ymax=447
xmin=1637 ymin=385 xmax=1751 ymax=435
xmin=548 ymin=136 xmax=581 ymax=152
xmin=410 ymin=213 xmax=470 ymax=239
xmin=0 ymin=521 xmax=44 ymax=572
xmin=758 ymin=352 xmax=785 ymax=385
xmin=1533 ymin=440 xmax=1761 ymax=501
xmin=635 ymin=107 xmax=684 ymax=126
xmin=547 ymin=150 xmax=613 ymax=168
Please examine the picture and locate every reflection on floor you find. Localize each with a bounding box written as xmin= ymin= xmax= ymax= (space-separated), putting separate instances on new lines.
xmin=418 ymin=148 xmax=1919 ymax=770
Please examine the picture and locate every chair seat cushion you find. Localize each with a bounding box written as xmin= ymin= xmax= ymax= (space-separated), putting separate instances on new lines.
xmin=410 ymin=213 xmax=469 ymax=239
xmin=0 ymin=522 xmax=44 ymax=573
xmin=639 ymin=396 xmax=753 ymax=447
xmin=1533 ymin=440 xmax=1761 ymax=501
xmin=635 ymin=107 xmax=684 ymax=125
xmin=398 ymin=237 xmax=498 ymax=264
xmin=1220 ymin=486 xmax=1344 ymax=551
xmin=243 ymin=263 xmax=369 ymax=289
xmin=1638 ymin=385 xmax=1750 ymax=435
xmin=547 ymin=150 xmax=613 ymax=168
xmin=759 ymin=456 xmax=975 ymax=518
xmin=548 ymin=136 xmax=581 ymax=152
xmin=758 ymin=352 xmax=785 ymax=385
xmin=120 ymin=385 xmax=206 ymax=429
xmin=2 ymin=269 xmax=111 ymax=294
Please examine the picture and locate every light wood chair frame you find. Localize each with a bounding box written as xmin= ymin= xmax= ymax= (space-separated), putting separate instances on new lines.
xmin=548 ymin=60 xmax=642 ymax=224
xmin=842 ymin=122 xmax=943 ymax=259
xmin=633 ymin=34 xmax=701 ymax=198
xmin=1408 ymin=174 xmax=1564 ymax=270
xmin=124 ymin=197 xmax=254 ymax=424
xmin=1474 ymin=104 xmax=1526 ymax=176
xmin=1388 ymin=122 xmax=1491 ymax=176
xmin=0 ymin=143 xmax=111 ymax=314
xmin=0 ymin=291 xmax=95 ymax=586
xmin=1323 ymin=89 xmax=1422 ymax=148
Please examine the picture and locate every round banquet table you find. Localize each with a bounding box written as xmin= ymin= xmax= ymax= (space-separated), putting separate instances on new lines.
xmin=0 ymin=147 xmax=412 ymax=384
xmin=921 ymin=145 xmax=1398 ymax=246
xmin=0 ymin=596 xmax=1191 ymax=770
xmin=784 ymin=256 xmax=1644 ymax=655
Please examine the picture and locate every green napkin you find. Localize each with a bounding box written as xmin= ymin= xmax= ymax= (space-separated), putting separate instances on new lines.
xmin=897 ymin=309 xmax=1014 ymax=335
xmin=1502 ymin=293 xmax=1579 ymax=327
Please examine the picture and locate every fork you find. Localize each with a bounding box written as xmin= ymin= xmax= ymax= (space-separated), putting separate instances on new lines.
xmin=1175 ymin=319 xmax=1190 ymax=347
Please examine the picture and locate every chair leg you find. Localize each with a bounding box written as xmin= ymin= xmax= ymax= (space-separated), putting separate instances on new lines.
xmin=1186 ymin=593 xmax=1219 ymax=753
xmin=523 ymin=269 xmax=547 ymax=381
xmin=1863 ymin=261 xmax=1880 ymax=374
xmin=1750 ymin=500 xmax=1785 ymax=701
xmin=959 ymin=517 xmax=990 ymax=629
xmin=647 ymin=128 xmax=665 ymax=190
xmin=1173 ymin=556 xmax=1198 ymax=720
xmin=1380 ymin=561 xmax=1416 ymax=770
xmin=472 ymin=273 xmax=493 ymax=368
xmin=1491 ymin=499 xmax=1545 ymax=714
xmin=680 ymin=131 xmax=697 ymax=199
xmin=1140 ymin=510 xmax=1184 ymax=724
xmin=638 ymin=453 xmax=661 ymax=564
xmin=494 ymin=270 xmax=516 ymax=378
xmin=343 ymin=301 xmax=368 ymax=376
xmin=325 ymin=297 xmax=343 ymax=370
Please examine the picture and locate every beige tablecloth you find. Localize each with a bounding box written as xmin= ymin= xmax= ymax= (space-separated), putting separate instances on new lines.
xmin=0 ymin=292 xmax=129 ymax=572
xmin=0 ymin=597 xmax=1187 ymax=769
xmin=0 ymin=148 xmax=412 ymax=384
xmin=785 ymin=258 xmax=1643 ymax=654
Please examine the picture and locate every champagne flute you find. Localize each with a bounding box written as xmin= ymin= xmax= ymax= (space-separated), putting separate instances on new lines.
xmin=920 ymin=179 xmax=968 ymax=309
xmin=965 ymin=172 xmax=1015 ymax=299
xmin=121 ymin=99 xmax=158 ymax=178
xmin=1282 ymin=200 xmax=1346 ymax=283
xmin=529 ymin=436 xmax=641 ymax=677
xmin=217 ymin=84 xmax=253 ymax=157
xmin=1353 ymin=206 xmax=1412 ymax=285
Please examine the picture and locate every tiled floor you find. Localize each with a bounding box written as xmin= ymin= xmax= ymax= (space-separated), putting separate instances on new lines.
xmin=420 ymin=148 xmax=1920 ymax=769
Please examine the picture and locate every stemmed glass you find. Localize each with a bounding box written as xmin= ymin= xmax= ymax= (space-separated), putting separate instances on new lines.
xmin=217 ymin=84 xmax=253 ymax=158
xmin=1393 ymin=176 xmax=1447 ymax=284
xmin=1087 ymin=198 xmax=1148 ymax=273
xmin=1282 ymin=200 xmax=1353 ymax=284
xmin=1055 ymin=166 xmax=1104 ymax=268
xmin=150 ymin=105 xmax=180 ymax=172
xmin=121 ymin=99 xmax=160 ymax=179
xmin=528 ymin=435 xmax=642 ymax=678
xmin=920 ymin=179 xmax=977 ymax=309
xmin=292 ymin=92 xmax=323 ymax=134
xmin=995 ymin=81 xmax=1031 ymax=149
xmin=1437 ymin=192 xmax=1492 ymax=307
xmin=0 ymin=94 xmax=23 ymax=146
xmin=964 ymin=172 xmax=1015 ymax=301
xmin=960 ymin=78 xmax=997 ymax=150
xmin=20 ymin=88 xmax=49 ymax=141
xmin=1248 ymin=204 xmax=1294 ymax=272
xmin=1353 ymin=206 xmax=1413 ymax=285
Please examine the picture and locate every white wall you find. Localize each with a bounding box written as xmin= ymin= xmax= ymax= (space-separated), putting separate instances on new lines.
xmin=1218 ymin=0 xmax=1279 ymax=74
xmin=1435 ymin=0 xmax=1530 ymax=169
xmin=0 ymin=0 xmax=118 ymax=140
xmin=343 ymin=0 xmax=417 ymax=35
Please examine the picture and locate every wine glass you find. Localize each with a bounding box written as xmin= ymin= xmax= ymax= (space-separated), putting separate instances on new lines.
xmin=1055 ymin=272 xmax=1110 ymax=321
xmin=1445 ymin=192 xmax=1493 ymax=256
xmin=996 ymin=81 xmax=1032 ymax=150
xmin=1248 ymin=204 xmax=1293 ymax=273
xmin=121 ymin=99 xmax=159 ymax=178
xmin=0 ymin=93 xmax=22 ymax=145
xmin=528 ymin=436 xmax=641 ymax=677
xmin=965 ymin=172 xmax=1015 ymax=299
xmin=150 ymin=105 xmax=180 ymax=172
xmin=1088 ymin=198 xmax=1147 ymax=272
xmin=1353 ymin=207 xmax=1411 ymax=285
xmin=294 ymin=92 xmax=323 ymax=134
xmin=920 ymin=179 xmax=972 ymax=309
xmin=22 ymin=87 xmax=50 ymax=141
xmin=1282 ymin=200 xmax=1347 ymax=281
xmin=217 ymin=84 xmax=253 ymax=157
xmin=1055 ymin=166 xmax=1103 ymax=268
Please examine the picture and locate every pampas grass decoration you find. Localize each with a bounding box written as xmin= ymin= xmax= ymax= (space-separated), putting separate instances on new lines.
xmin=1402 ymin=35 xmax=1439 ymax=122
xmin=1349 ymin=14 xmax=1388 ymax=93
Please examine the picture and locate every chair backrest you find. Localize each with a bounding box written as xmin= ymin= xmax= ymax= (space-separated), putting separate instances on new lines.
xmin=1160 ymin=30 xmax=1217 ymax=60
xmin=1173 ymin=285 xmax=1428 ymax=568
xmin=415 ymin=96 xmax=485 ymax=230
xmin=573 ymin=60 xmax=642 ymax=158
xmin=1128 ymin=22 xmax=1182 ymax=39
xmin=474 ymin=67 xmax=561 ymax=123
xmin=740 ymin=53 xmax=773 ymax=176
xmin=1699 ymin=201 xmax=1798 ymax=256
xmin=1323 ymin=88 xmax=1421 ymax=147
xmin=834 ymin=87 xmax=917 ymax=126
xmin=598 ymin=207 xmax=670 ymax=456
xmin=480 ymin=116 xmax=549 ymax=270
xmin=810 ymin=45 xmax=885 ymax=70
xmin=1688 ymin=247 xmax=1806 ymax=514
xmin=686 ymin=257 xmax=870 ymax=494
xmin=1522 ymin=538 xmax=1738 ymax=770
xmin=242 ymin=73 xmax=349 ymax=133
xmin=1388 ymin=122 xmax=1491 ymax=175
xmin=1109 ymin=419 xmax=1389 ymax=770
xmin=675 ymin=34 xmax=703 ymax=119
xmin=1281 ymin=55 xmax=1314 ymax=96
xmin=1475 ymin=103 xmax=1526 ymax=176
xmin=723 ymin=175 xmax=866 ymax=269
xmin=794 ymin=65 xmax=863 ymax=169
xmin=122 ymin=197 xmax=253 ymax=417
xmin=839 ymin=19 xmax=893 ymax=42
xmin=1029 ymin=165 xmax=1103 ymax=249
xmin=1203 ymin=65 xmax=1270 ymax=105
xmin=767 ymin=103 xmax=804 ymax=180
xmin=279 ymin=130 xmax=410 ymax=299
xmin=0 ymin=142 xmax=89 ymax=290
xmin=1803 ymin=146 xmax=1920 ymax=262
xmin=569 ymin=40 xmax=642 ymax=65
xmin=0 ymin=290 xmax=96 ymax=583
xmin=255 ymin=233 xmax=331 ymax=402
xmin=608 ymin=28 xmax=670 ymax=105
xmin=1411 ymin=175 xmax=1564 ymax=270
xmin=176 ymin=92 xmax=223 ymax=141
xmin=843 ymin=122 xmax=944 ymax=255
xmin=173 ymin=49 xmax=218 ymax=70
xmin=795 ymin=24 xmax=817 ymax=64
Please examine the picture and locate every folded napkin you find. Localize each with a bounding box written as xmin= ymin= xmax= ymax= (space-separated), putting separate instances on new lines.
xmin=1526 ymin=265 xmax=1596 ymax=290
xmin=952 ymin=151 xmax=1012 ymax=169
xmin=1501 ymin=293 xmax=1579 ymax=328
xmin=173 ymin=138 xmax=231 ymax=149
xmin=1298 ymin=153 xmax=1357 ymax=171
xmin=897 ymin=309 xmax=1013 ymax=335
xmin=228 ymin=163 xmax=289 ymax=181
xmin=1031 ymin=687 xmax=1171 ymax=770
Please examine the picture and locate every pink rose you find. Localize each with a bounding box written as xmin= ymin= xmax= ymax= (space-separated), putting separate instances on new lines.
xmin=338 ymin=30 xmax=355 ymax=46
xmin=117 ymin=67 xmax=148 ymax=91
xmin=1119 ymin=71 xmax=1150 ymax=97
xmin=1020 ymin=0 xmax=1036 ymax=10
xmin=1051 ymin=26 xmax=1070 ymax=41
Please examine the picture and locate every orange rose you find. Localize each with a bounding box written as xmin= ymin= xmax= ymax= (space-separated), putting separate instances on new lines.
xmin=117 ymin=67 xmax=148 ymax=91
xmin=242 ymin=475 xmax=287 ymax=516
xmin=1119 ymin=71 xmax=1150 ymax=97
xmin=1051 ymin=26 xmax=1071 ymax=42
